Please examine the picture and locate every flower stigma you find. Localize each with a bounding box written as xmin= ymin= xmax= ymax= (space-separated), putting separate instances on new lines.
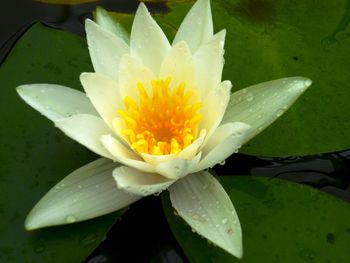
xmin=117 ymin=77 xmax=202 ymax=155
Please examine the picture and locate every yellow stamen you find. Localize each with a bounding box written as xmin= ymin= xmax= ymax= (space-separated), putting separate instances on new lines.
xmin=118 ymin=77 xmax=202 ymax=155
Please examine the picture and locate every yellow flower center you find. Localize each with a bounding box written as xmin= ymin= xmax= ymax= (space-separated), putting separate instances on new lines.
xmin=118 ymin=77 xmax=202 ymax=155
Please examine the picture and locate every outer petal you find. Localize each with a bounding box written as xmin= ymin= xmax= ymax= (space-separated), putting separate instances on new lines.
xmin=100 ymin=134 xmax=155 ymax=173
xmin=25 ymin=158 xmax=141 ymax=230
xmin=159 ymin=41 xmax=197 ymax=93
xmin=86 ymin=19 xmax=129 ymax=79
xmin=200 ymin=80 xmax=231 ymax=141
xmin=95 ymin=6 xmax=130 ymax=43
xmin=130 ymin=3 xmax=171 ymax=74
xmin=169 ymin=171 xmax=243 ymax=258
xmin=222 ymin=77 xmax=312 ymax=143
xmin=55 ymin=114 xmax=113 ymax=159
xmin=193 ymin=30 xmax=226 ymax=98
xmin=113 ymin=166 xmax=175 ymax=196
xmin=194 ymin=122 xmax=250 ymax=172
xmin=80 ymin=72 xmax=122 ymax=128
xmin=16 ymin=84 xmax=98 ymax=122
xmin=173 ymin=0 xmax=213 ymax=53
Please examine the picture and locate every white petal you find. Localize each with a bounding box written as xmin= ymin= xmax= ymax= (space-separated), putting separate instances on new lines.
xmin=100 ymin=134 xmax=155 ymax=173
xmin=169 ymin=171 xmax=243 ymax=258
xmin=130 ymin=3 xmax=171 ymax=74
xmin=222 ymin=77 xmax=312 ymax=143
xmin=80 ymin=72 xmax=122 ymax=128
xmin=86 ymin=19 xmax=129 ymax=79
xmin=113 ymin=166 xmax=174 ymax=196
xmin=173 ymin=0 xmax=213 ymax=53
xmin=140 ymin=130 xmax=205 ymax=166
xmin=25 ymin=158 xmax=141 ymax=230
xmin=200 ymin=80 xmax=231 ymax=140
xmin=194 ymin=122 xmax=250 ymax=172
xmin=178 ymin=129 xmax=206 ymax=160
xmin=16 ymin=84 xmax=98 ymax=122
xmin=95 ymin=7 xmax=130 ymax=43
xmin=118 ymin=54 xmax=156 ymax=101
xmin=193 ymin=30 xmax=226 ymax=98
xmin=156 ymin=153 xmax=201 ymax=179
xmin=141 ymin=153 xmax=177 ymax=166
xmin=159 ymin=41 xmax=197 ymax=93
xmin=55 ymin=114 xmax=113 ymax=159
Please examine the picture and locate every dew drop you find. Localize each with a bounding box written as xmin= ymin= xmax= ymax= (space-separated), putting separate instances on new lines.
xmin=227 ymin=228 xmax=234 ymax=235
xmin=77 ymin=184 xmax=82 ymax=189
xmin=276 ymin=109 xmax=284 ymax=117
xmin=191 ymin=213 xmax=200 ymax=220
xmin=219 ymin=160 xmax=226 ymax=165
xmin=246 ymin=93 xmax=254 ymax=102
xmin=66 ymin=215 xmax=77 ymax=223
xmin=222 ymin=218 xmax=228 ymax=225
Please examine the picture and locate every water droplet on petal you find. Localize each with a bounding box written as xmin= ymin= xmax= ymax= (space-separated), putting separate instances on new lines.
xmin=222 ymin=218 xmax=228 ymax=224
xmin=246 ymin=93 xmax=254 ymax=102
xmin=219 ymin=160 xmax=226 ymax=165
xmin=276 ymin=109 xmax=284 ymax=117
xmin=191 ymin=213 xmax=200 ymax=220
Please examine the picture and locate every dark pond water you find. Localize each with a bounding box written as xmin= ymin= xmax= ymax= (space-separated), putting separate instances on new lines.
xmin=1 ymin=1 xmax=349 ymax=262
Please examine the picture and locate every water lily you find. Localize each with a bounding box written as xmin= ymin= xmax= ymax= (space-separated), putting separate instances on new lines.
xmin=16 ymin=0 xmax=311 ymax=259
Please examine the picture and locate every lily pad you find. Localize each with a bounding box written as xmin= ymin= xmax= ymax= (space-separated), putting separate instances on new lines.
xmin=110 ymin=0 xmax=350 ymax=156
xmin=163 ymin=176 xmax=350 ymax=262
xmin=0 ymin=23 xmax=122 ymax=262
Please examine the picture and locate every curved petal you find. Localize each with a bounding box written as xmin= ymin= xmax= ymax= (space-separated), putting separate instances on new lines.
xmin=141 ymin=153 xmax=177 ymax=166
xmin=140 ymin=130 xmax=205 ymax=166
xmin=100 ymin=134 xmax=155 ymax=173
xmin=118 ymin=54 xmax=156 ymax=101
xmin=159 ymin=41 xmax=197 ymax=94
xmin=156 ymin=153 xmax=201 ymax=179
xmin=113 ymin=166 xmax=174 ymax=196
xmin=16 ymin=84 xmax=98 ymax=122
xmin=199 ymin=80 xmax=231 ymax=141
xmin=130 ymin=3 xmax=171 ymax=74
xmin=194 ymin=122 xmax=250 ymax=172
xmin=95 ymin=6 xmax=130 ymax=44
xmin=85 ymin=19 xmax=129 ymax=79
xmin=169 ymin=171 xmax=243 ymax=258
xmin=55 ymin=114 xmax=113 ymax=159
xmin=25 ymin=158 xmax=141 ymax=230
xmin=177 ymin=129 xmax=206 ymax=160
xmin=80 ymin=72 xmax=122 ymax=128
xmin=193 ymin=30 xmax=226 ymax=98
xmin=222 ymin=77 xmax=312 ymax=143
xmin=173 ymin=0 xmax=213 ymax=53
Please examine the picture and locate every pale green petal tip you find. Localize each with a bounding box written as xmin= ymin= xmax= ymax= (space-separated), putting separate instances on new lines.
xmin=169 ymin=172 xmax=243 ymax=259
xmin=94 ymin=6 xmax=130 ymax=43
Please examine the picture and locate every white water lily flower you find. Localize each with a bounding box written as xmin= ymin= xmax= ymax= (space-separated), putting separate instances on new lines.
xmin=16 ymin=0 xmax=312 ymax=259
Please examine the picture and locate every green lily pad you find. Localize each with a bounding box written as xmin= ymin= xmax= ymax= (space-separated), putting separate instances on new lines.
xmin=163 ymin=176 xmax=350 ymax=262
xmin=0 ymin=23 xmax=122 ymax=262
xmin=110 ymin=0 xmax=350 ymax=156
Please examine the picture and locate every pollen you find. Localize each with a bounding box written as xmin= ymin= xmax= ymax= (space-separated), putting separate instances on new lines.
xmin=117 ymin=77 xmax=202 ymax=155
